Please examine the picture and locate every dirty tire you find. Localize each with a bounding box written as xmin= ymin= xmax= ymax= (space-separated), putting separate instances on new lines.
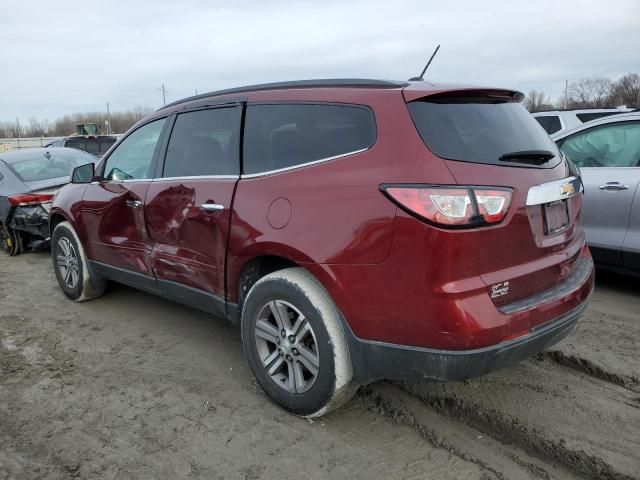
xmin=241 ymin=267 xmax=356 ymax=417
xmin=52 ymin=221 xmax=106 ymax=301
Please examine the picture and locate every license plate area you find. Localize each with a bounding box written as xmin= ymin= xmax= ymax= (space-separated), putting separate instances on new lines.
xmin=543 ymin=199 xmax=569 ymax=234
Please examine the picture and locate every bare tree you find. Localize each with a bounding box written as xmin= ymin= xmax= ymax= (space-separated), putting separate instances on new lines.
xmin=566 ymin=77 xmax=614 ymax=108
xmin=524 ymin=90 xmax=554 ymax=112
xmin=609 ymin=73 xmax=640 ymax=108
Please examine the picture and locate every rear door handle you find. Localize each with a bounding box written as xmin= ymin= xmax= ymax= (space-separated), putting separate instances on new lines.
xmin=201 ymin=203 xmax=224 ymax=212
xmin=599 ymin=182 xmax=630 ymax=191
xmin=125 ymin=199 xmax=143 ymax=208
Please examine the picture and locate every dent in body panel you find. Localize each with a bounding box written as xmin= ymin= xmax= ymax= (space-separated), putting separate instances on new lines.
xmin=144 ymin=178 xmax=237 ymax=297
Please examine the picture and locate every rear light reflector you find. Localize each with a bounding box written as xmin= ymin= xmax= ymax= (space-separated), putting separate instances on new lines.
xmin=8 ymin=193 xmax=55 ymax=207
xmin=382 ymin=185 xmax=512 ymax=228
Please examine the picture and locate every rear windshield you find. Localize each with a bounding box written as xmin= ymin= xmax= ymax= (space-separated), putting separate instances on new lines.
xmin=6 ymin=151 xmax=91 ymax=182
xmin=67 ymin=137 xmax=116 ymax=154
xmin=407 ymin=95 xmax=560 ymax=167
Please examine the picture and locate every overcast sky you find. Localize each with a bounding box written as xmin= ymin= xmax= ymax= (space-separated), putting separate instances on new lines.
xmin=1 ymin=0 xmax=638 ymax=123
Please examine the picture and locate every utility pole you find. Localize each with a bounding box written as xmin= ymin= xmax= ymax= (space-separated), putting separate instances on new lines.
xmin=161 ymin=84 xmax=166 ymax=105
xmin=195 ymin=88 xmax=198 ymax=95
xmin=564 ymin=80 xmax=569 ymax=109
xmin=106 ymin=102 xmax=111 ymax=135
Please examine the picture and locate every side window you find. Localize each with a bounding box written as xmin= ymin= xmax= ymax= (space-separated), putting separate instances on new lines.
xmin=559 ymin=122 xmax=640 ymax=168
xmin=103 ymin=118 xmax=166 ymax=181
xmin=576 ymin=112 xmax=618 ymax=123
xmin=163 ymin=107 xmax=240 ymax=177
xmin=243 ymin=104 xmax=376 ymax=174
xmin=534 ymin=116 xmax=561 ymax=134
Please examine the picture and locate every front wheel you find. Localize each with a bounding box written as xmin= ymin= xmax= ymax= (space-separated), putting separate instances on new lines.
xmin=241 ymin=268 xmax=356 ymax=417
xmin=51 ymin=221 xmax=106 ymax=301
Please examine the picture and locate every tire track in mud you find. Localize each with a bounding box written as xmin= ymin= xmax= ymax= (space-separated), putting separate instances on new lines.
xmin=386 ymin=358 xmax=639 ymax=480
xmin=538 ymin=349 xmax=640 ymax=393
xmin=360 ymin=384 xmax=575 ymax=480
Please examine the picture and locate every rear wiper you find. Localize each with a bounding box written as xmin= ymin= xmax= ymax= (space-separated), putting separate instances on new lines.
xmin=499 ymin=150 xmax=556 ymax=165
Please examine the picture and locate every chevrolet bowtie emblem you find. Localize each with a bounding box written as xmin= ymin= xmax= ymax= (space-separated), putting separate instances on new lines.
xmin=560 ymin=183 xmax=575 ymax=196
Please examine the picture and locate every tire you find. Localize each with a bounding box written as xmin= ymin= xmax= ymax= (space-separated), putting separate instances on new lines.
xmin=51 ymin=221 xmax=106 ymax=301
xmin=1 ymin=224 xmax=22 ymax=256
xmin=241 ymin=267 xmax=356 ymax=417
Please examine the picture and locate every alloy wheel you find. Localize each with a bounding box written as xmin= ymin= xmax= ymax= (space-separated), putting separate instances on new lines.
xmin=254 ymin=300 xmax=320 ymax=394
xmin=55 ymin=237 xmax=79 ymax=289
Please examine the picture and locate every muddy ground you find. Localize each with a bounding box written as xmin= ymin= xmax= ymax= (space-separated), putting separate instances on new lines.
xmin=0 ymin=252 xmax=638 ymax=480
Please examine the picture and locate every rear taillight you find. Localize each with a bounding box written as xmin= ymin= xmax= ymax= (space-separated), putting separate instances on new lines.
xmin=382 ymin=185 xmax=512 ymax=228
xmin=8 ymin=193 xmax=54 ymax=207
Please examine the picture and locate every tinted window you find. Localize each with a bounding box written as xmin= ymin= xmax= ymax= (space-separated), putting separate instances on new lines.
xmin=6 ymin=150 xmax=92 ymax=182
xmin=243 ymin=104 xmax=376 ymax=174
xmin=407 ymin=96 xmax=560 ymax=167
xmin=65 ymin=138 xmax=87 ymax=152
xmin=103 ymin=119 xmax=166 ymax=181
xmin=576 ymin=112 xmax=620 ymax=123
xmin=163 ymin=107 xmax=240 ymax=177
xmin=100 ymin=138 xmax=116 ymax=153
xmin=559 ymin=122 xmax=640 ymax=168
xmin=535 ymin=115 xmax=562 ymax=134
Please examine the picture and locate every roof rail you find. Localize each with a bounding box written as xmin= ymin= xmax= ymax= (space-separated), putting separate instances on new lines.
xmin=159 ymin=78 xmax=408 ymax=110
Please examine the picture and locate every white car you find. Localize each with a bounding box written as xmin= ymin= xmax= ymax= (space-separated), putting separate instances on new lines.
xmin=533 ymin=107 xmax=634 ymax=136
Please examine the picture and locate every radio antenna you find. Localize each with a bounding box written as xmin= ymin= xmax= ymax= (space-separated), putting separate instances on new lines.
xmin=409 ymin=44 xmax=440 ymax=81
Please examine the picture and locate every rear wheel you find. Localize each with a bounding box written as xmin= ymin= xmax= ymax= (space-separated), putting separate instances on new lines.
xmin=0 ymin=224 xmax=22 ymax=256
xmin=241 ymin=267 xmax=356 ymax=417
xmin=52 ymin=221 xmax=106 ymax=301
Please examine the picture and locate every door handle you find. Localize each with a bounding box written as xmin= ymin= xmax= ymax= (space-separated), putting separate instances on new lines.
xmin=200 ymin=203 xmax=224 ymax=212
xmin=125 ymin=199 xmax=143 ymax=208
xmin=599 ymin=182 xmax=630 ymax=191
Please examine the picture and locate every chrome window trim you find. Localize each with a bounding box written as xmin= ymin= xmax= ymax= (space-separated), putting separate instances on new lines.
xmin=241 ymin=148 xmax=368 ymax=179
xmin=526 ymin=176 xmax=583 ymax=206
xmin=90 ymin=178 xmax=153 ymax=185
xmin=153 ymin=175 xmax=239 ymax=182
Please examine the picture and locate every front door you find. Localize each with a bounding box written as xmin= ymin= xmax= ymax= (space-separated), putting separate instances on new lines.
xmin=144 ymin=105 xmax=242 ymax=303
xmin=558 ymin=120 xmax=640 ymax=266
xmin=81 ymin=117 xmax=168 ymax=274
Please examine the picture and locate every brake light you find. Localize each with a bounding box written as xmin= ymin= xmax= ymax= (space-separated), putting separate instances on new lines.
xmin=382 ymin=185 xmax=512 ymax=228
xmin=8 ymin=193 xmax=54 ymax=207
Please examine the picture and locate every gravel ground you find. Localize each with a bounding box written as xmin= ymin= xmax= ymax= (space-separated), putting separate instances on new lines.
xmin=1 ymin=252 xmax=638 ymax=479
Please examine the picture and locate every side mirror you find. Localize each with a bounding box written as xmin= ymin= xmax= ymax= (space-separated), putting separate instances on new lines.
xmin=71 ymin=163 xmax=95 ymax=184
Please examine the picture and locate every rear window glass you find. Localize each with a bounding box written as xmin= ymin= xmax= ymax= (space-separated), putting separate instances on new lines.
xmin=407 ymin=96 xmax=560 ymax=167
xmin=163 ymin=106 xmax=241 ymax=177
xmin=535 ymin=115 xmax=562 ymax=134
xmin=7 ymin=151 xmax=92 ymax=182
xmin=100 ymin=138 xmax=116 ymax=153
xmin=243 ymin=104 xmax=376 ymax=174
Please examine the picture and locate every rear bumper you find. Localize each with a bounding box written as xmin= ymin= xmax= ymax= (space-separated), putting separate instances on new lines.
xmin=344 ymin=255 xmax=593 ymax=383
xmin=346 ymin=299 xmax=587 ymax=384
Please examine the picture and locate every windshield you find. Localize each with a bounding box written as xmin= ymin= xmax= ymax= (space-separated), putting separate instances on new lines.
xmin=407 ymin=95 xmax=561 ymax=168
xmin=6 ymin=150 xmax=92 ymax=182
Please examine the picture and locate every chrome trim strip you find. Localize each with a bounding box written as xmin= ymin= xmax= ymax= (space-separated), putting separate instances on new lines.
xmin=240 ymin=148 xmax=368 ymax=179
xmin=526 ymin=176 xmax=583 ymax=206
xmin=153 ymin=175 xmax=238 ymax=182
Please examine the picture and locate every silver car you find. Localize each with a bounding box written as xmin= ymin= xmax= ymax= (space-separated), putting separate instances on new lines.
xmin=552 ymin=112 xmax=640 ymax=273
xmin=533 ymin=107 xmax=634 ymax=136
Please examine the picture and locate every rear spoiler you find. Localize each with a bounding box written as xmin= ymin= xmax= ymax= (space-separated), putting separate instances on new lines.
xmin=402 ymin=85 xmax=524 ymax=103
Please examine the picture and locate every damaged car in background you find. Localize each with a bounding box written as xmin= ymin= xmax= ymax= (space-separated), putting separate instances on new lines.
xmin=0 ymin=147 xmax=96 ymax=255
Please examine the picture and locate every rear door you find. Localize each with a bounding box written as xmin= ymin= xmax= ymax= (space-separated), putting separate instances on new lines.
xmin=80 ymin=117 xmax=168 ymax=274
xmin=144 ymin=105 xmax=242 ymax=304
xmin=557 ymin=121 xmax=640 ymax=266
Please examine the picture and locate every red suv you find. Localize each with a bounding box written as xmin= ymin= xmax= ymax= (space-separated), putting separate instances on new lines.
xmin=50 ymin=79 xmax=594 ymax=416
